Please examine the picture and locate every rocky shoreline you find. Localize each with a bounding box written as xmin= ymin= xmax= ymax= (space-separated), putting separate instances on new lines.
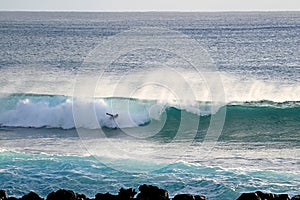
xmin=0 ymin=185 xmax=299 ymax=200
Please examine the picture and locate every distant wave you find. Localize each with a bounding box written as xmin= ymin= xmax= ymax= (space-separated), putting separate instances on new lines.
xmin=0 ymin=93 xmax=299 ymax=130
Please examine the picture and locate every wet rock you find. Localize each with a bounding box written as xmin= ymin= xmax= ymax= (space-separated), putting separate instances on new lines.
xmin=236 ymin=191 xmax=292 ymax=200
xmin=20 ymin=191 xmax=43 ymax=200
xmin=276 ymin=194 xmax=291 ymax=200
xmin=256 ymin=191 xmax=290 ymax=200
xmin=137 ymin=184 xmax=169 ymax=200
xmin=118 ymin=188 xmax=136 ymax=200
xmin=0 ymin=190 xmax=7 ymax=200
xmin=7 ymin=198 xmax=18 ymax=200
xmin=46 ymin=189 xmax=76 ymax=200
xmin=172 ymin=194 xmax=206 ymax=200
xmin=94 ymin=188 xmax=136 ymax=200
xmin=291 ymin=195 xmax=300 ymax=200
xmin=256 ymin=191 xmax=275 ymax=199
xmin=95 ymin=192 xmax=118 ymax=200
xmin=236 ymin=192 xmax=261 ymax=200
xmin=76 ymin=193 xmax=87 ymax=200
xmin=194 ymin=195 xmax=206 ymax=200
xmin=173 ymin=194 xmax=194 ymax=200
xmin=0 ymin=187 xmax=296 ymax=200
xmin=46 ymin=192 xmax=55 ymax=200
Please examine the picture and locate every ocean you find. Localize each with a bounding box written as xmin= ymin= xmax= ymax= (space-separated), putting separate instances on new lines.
xmin=0 ymin=11 xmax=299 ymax=199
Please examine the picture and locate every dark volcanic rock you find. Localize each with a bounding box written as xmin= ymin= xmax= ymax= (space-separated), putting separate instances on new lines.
xmin=137 ymin=184 xmax=169 ymax=200
xmin=46 ymin=192 xmax=55 ymax=200
xmin=236 ymin=192 xmax=261 ymax=200
xmin=255 ymin=191 xmax=290 ymax=200
xmin=95 ymin=192 xmax=118 ymax=200
xmin=173 ymin=194 xmax=206 ymax=200
xmin=46 ymin=189 xmax=76 ymax=200
xmin=0 ymin=190 xmax=7 ymax=200
xmin=276 ymin=194 xmax=291 ymax=200
xmin=173 ymin=194 xmax=194 ymax=200
xmin=95 ymin=188 xmax=136 ymax=200
xmin=236 ymin=191 xmax=291 ymax=200
xmin=194 ymin=195 xmax=206 ymax=200
xmin=76 ymin=193 xmax=87 ymax=200
xmin=292 ymin=195 xmax=300 ymax=200
xmin=256 ymin=191 xmax=275 ymax=199
xmin=0 ymin=187 xmax=297 ymax=200
xmin=256 ymin=191 xmax=290 ymax=200
xmin=20 ymin=191 xmax=43 ymax=200
xmin=118 ymin=188 xmax=136 ymax=200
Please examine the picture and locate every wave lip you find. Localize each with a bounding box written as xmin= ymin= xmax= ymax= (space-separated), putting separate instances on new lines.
xmin=228 ymin=100 xmax=300 ymax=108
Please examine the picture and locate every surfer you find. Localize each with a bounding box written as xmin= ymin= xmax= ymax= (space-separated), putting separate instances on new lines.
xmin=106 ymin=112 xmax=118 ymax=119
xmin=106 ymin=112 xmax=119 ymax=129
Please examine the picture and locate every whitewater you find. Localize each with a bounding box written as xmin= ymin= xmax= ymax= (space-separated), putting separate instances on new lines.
xmin=0 ymin=11 xmax=299 ymax=199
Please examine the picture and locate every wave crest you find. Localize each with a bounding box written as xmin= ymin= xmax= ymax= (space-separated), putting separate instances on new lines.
xmin=0 ymin=93 xmax=299 ymax=130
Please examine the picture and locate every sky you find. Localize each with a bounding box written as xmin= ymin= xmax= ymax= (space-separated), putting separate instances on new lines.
xmin=0 ymin=0 xmax=299 ymax=11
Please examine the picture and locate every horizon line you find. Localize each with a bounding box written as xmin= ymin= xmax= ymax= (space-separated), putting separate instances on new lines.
xmin=1 ymin=9 xmax=300 ymax=13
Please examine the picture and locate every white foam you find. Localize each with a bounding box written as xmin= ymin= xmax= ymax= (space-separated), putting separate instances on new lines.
xmin=0 ymin=98 xmax=152 ymax=129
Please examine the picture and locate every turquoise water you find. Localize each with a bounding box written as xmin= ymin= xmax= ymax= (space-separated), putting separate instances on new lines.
xmin=0 ymin=148 xmax=299 ymax=199
xmin=0 ymin=146 xmax=299 ymax=199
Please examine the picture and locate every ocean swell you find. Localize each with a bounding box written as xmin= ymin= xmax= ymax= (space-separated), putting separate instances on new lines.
xmin=0 ymin=93 xmax=299 ymax=131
